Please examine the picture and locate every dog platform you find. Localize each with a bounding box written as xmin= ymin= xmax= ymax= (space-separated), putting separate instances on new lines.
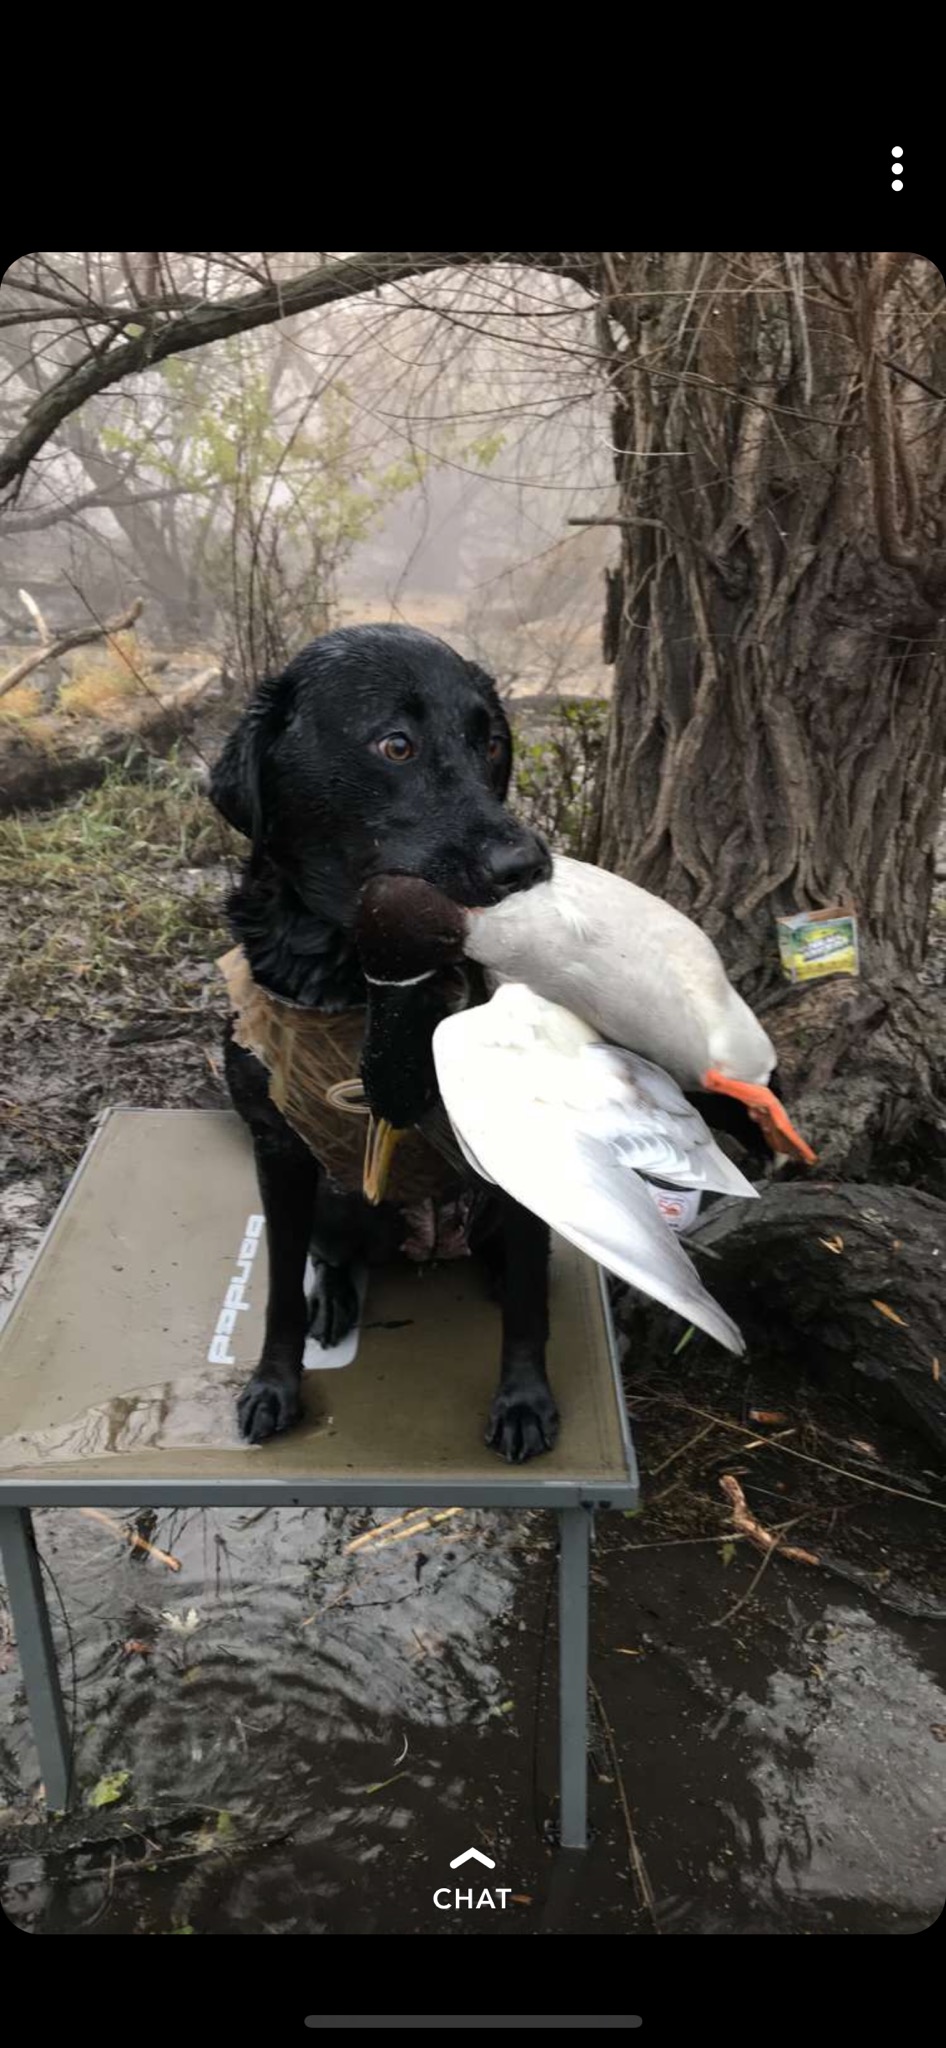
xmin=0 ymin=1109 xmax=639 ymax=1843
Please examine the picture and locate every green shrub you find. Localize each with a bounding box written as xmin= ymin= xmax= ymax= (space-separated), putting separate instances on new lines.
xmin=512 ymin=697 xmax=608 ymax=858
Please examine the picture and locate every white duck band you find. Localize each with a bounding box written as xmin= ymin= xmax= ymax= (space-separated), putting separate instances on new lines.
xmin=363 ymin=969 xmax=437 ymax=988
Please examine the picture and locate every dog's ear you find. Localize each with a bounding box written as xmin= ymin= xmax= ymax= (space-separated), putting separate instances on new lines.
xmin=467 ymin=661 xmax=513 ymax=799
xmin=208 ymin=670 xmax=292 ymax=870
xmin=491 ymin=698 xmax=514 ymax=799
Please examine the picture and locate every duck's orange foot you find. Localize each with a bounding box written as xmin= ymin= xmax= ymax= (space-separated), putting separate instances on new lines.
xmin=702 ymin=1069 xmax=818 ymax=1167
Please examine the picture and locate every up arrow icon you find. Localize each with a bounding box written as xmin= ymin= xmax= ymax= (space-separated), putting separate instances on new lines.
xmin=449 ymin=1847 xmax=496 ymax=1869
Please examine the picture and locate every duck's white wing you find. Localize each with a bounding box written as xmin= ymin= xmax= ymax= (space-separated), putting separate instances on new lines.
xmin=560 ymin=1135 xmax=745 ymax=1356
xmin=581 ymin=1045 xmax=759 ymax=1199
xmin=432 ymin=1007 xmax=746 ymax=1356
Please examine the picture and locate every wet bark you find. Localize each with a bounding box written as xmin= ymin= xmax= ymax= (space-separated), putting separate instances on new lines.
xmin=619 ymin=1180 xmax=946 ymax=1458
xmin=591 ymin=253 xmax=946 ymax=1004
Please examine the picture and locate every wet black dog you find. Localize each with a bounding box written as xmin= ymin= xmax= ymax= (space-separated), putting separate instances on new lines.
xmin=208 ymin=623 xmax=556 ymax=1461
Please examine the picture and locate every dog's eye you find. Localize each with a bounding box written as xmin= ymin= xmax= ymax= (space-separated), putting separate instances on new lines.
xmin=377 ymin=732 xmax=415 ymax=763
xmin=487 ymin=735 xmax=505 ymax=763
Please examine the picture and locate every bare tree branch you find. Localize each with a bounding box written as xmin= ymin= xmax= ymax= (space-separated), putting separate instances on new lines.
xmin=0 ymin=252 xmax=596 ymax=498
xmin=3 ymin=481 xmax=210 ymax=533
xmin=0 ymin=598 xmax=142 ymax=698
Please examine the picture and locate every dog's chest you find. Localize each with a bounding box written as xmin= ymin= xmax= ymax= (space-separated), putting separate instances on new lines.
xmin=218 ymin=945 xmax=462 ymax=1209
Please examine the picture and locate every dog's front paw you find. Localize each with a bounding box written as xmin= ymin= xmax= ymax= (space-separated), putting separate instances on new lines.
xmin=486 ymin=1382 xmax=559 ymax=1463
xmin=306 ymin=1261 xmax=359 ymax=1350
xmin=237 ymin=1364 xmax=303 ymax=1445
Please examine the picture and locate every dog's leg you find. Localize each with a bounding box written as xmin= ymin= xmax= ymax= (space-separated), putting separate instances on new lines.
xmin=305 ymin=1184 xmax=402 ymax=1350
xmin=486 ymin=1193 xmax=558 ymax=1463
xmin=237 ymin=1123 xmax=320 ymax=1443
xmin=223 ymin=1027 xmax=318 ymax=1444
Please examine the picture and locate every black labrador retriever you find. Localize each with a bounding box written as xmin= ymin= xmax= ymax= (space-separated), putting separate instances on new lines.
xmin=208 ymin=622 xmax=556 ymax=1462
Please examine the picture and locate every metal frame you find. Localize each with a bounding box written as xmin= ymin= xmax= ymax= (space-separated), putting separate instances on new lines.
xmin=1 ymin=1497 xmax=604 ymax=1843
xmin=0 ymin=1111 xmax=640 ymax=1845
xmin=0 ymin=1507 xmax=72 ymax=1811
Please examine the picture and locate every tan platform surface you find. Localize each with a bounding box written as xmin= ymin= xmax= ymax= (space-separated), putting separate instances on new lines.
xmin=0 ymin=1112 xmax=634 ymax=1500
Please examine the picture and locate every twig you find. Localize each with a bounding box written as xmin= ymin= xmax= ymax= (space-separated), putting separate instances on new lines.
xmin=636 ymin=1392 xmax=946 ymax=1512
xmin=344 ymin=1507 xmax=462 ymax=1555
xmin=883 ymin=356 xmax=946 ymax=403
xmin=18 ymin=588 xmax=50 ymax=641
xmin=588 ymin=1677 xmax=659 ymax=1933
xmin=344 ymin=1506 xmax=434 ymax=1554
xmin=712 ymin=1533 xmax=785 ymax=1629
xmin=649 ymin=1419 xmax=718 ymax=1477
xmin=622 ymin=1533 xmax=751 ymax=1550
xmin=718 ymin=1475 xmax=820 ymax=1566
xmin=0 ymin=599 xmax=143 ymax=698
xmin=80 ymin=1506 xmax=181 ymax=1572
xmin=361 ymin=1509 xmax=463 ymax=1553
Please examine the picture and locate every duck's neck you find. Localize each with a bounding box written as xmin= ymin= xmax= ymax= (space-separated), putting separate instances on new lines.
xmin=360 ymin=964 xmax=483 ymax=1127
xmin=359 ymin=982 xmax=442 ymax=1127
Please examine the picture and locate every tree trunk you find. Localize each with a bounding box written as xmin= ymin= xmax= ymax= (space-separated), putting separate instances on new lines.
xmin=592 ymin=253 xmax=946 ymax=998
xmin=589 ymin=253 xmax=946 ymax=1186
xmin=62 ymin=423 xmax=214 ymax=643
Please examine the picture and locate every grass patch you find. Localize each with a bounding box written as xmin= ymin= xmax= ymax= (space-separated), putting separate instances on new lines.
xmin=0 ymin=753 xmax=242 ymax=1013
xmin=0 ymin=751 xmax=236 ymax=876
xmin=0 ymin=681 xmax=44 ymax=720
xmin=1 ymin=631 xmax=165 ymax=725
xmin=59 ymin=665 xmax=142 ymax=717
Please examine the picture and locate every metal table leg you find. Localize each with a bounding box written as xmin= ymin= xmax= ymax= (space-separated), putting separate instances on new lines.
xmin=558 ymin=1503 xmax=592 ymax=1849
xmin=0 ymin=1507 xmax=72 ymax=1810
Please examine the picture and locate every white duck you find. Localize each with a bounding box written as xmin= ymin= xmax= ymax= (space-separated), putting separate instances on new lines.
xmin=431 ymin=980 xmax=754 ymax=1353
xmin=358 ymin=858 xmax=816 ymax=1167
xmin=354 ymin=882 xmax=765 ymax=1354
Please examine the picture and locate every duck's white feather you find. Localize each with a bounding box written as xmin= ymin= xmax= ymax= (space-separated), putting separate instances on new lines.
xmin=432 ymin=983 xmax=752 ymax=1356
xmin=465 ymin=853 xmax=775 ymax=1090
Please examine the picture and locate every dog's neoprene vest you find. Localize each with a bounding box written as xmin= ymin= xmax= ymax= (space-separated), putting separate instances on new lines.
xmin=218 ymin=946 xmax=473 ymax=1260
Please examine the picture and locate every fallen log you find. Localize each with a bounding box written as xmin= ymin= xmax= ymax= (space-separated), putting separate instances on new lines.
xmin=0 ymin=598 xmax=143 ymax=699
xmin=0 ymin=668 xmax=219 ymax=814
xmin=618 ymin=1180 xmax=946 ymax=1458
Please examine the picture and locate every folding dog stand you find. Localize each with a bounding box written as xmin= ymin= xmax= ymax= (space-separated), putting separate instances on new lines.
xmin=0 ymin=1110 xmax=639 ymax=1849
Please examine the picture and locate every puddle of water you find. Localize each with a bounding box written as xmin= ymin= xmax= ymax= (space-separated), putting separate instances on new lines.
xmin=2 ymin=1499 xmax=945 ymax=1934
xmin=731 ymin=1602 xmax=946 ymax=1914
xmin=0 ymin=1369 xmax=253 ymax=1468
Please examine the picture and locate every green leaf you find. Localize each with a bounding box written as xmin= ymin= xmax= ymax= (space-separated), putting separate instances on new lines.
xmin=719 ymin=1540 xmax=737 ymax=1567
xmin=87 ymin=1768 xmax=131 ymax=1809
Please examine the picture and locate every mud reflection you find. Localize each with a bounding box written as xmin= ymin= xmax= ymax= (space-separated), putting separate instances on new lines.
xmin=0 ymin=1367 xmax=258 ymax=1467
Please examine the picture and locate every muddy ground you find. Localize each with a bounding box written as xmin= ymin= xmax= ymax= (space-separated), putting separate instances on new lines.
xmin=1 ymin=736 xmax=945 ymax=1937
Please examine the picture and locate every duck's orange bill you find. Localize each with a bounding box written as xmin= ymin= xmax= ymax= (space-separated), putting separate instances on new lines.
xmin=701 ymin=1068 xmax=818 ymax=1166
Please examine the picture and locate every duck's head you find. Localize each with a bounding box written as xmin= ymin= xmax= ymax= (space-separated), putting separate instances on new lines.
xmin=355 ymin=875 xmax=471 ymax=986
xmin=355 ymin=876 xmax=472 ymax=1204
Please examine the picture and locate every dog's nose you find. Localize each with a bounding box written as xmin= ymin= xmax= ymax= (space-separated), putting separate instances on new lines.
xmin=483 ymin=837 xmax=550 ymax=899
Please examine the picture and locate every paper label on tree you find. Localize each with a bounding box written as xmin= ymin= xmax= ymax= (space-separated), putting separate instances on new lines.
xmin=775 ymin=907 xmax=860 ymax=984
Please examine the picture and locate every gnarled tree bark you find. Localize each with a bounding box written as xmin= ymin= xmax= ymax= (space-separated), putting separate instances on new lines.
xmin=592 ymin=253 xmax=946 ymax=991
xmin=618 ymin=1180 xmax=946 ymax=1457
xmin=589 ymin=252 xmax=946 ymax=1187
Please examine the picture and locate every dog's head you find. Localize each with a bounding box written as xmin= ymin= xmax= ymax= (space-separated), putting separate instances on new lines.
xmin=209 ymin=623 xmax=550 ymax=926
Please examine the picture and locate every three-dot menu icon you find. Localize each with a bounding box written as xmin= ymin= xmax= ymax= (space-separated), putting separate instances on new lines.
xmin=891 ymin=146 xmax=903 ymax=192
